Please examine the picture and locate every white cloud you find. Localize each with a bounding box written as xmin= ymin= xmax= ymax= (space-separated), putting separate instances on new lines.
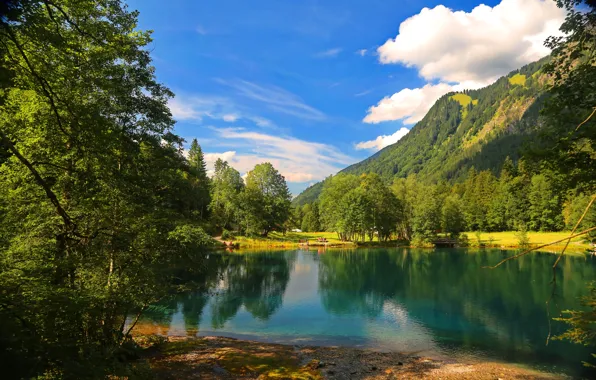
xmin=364 ymin=83 xmax=454 ymax=124
xmin=216 ymin=79 xmax=326 ymax=121
xmin=205 ymin=128 xmax=355 ymax=183
xmin=377 ymin=0 xmax=565 ymax=83
xmin=355 ymin=127 xmax=410 ymax=151
xmin=168 ymin=94 xmax=275 ymax=128
xmin=315 ymin=48 xmax=342 ymax=58
xmin=356 ymin=49 xmax=368 ymax=56
xmin=363 ymin=0 xmax=564 ymax=125
xmin=222 ymin=114 xmax=239 ymax=122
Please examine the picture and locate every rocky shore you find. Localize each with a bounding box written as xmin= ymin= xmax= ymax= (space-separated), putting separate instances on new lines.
xmin=145 ymin=336 xmax=562 ymax=379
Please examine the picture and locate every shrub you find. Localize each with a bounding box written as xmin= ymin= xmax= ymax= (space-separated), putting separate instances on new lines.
xmin=222 ymin=229 xmax=236 ymax=240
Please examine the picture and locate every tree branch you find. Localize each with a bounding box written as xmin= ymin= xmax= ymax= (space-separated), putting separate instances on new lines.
xmin=484 ymin=226 xmax=596 ymax=269
xmin=0 ymin=130 xmax=74 ymax=230
xmin=575 ymin=107 xmax=596 ymax=132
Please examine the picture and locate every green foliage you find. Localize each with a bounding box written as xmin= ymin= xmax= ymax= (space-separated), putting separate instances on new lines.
xmin=515 ymin=224 xmax=531 ymax=249
xmin=301 ymin=202 xmax=321 ymax=232
xmin=209 ymin=159 xmax=244 ymax=232
xmin=0 ymin=1 xmax=213 ymax=377
xmin=537 ymin=1 xmax=596 ymax=188
xmin=563 ymin=192 xmax=596 ymax=241
xmin=554 ymin=283 xmax=596 ymax=368
xmin=528 ymin=173 xmax=564 ymax=231
xmin=188 ymin=139 xmax=211 ymax=218
xmin=240 ymin=163 xmax=292 ymax=236
xmin=221 ymin=229 xmax=235 ymax=240
xmin=319 ymin=173 xmax=401 ymax=242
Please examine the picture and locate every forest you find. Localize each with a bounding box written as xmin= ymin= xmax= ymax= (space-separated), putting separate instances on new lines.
xmin=294 ymin=159 xmax=596 ymax=245
xmin=0 ymin=0 xmax=594 ymax=378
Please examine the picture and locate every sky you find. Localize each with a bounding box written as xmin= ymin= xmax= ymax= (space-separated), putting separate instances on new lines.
xmin=126 ymin=0 xmax=565 ymax=195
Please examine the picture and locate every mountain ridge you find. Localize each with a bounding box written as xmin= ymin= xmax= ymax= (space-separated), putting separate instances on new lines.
xmin=293 ymin=57 xmax=549 ymax=206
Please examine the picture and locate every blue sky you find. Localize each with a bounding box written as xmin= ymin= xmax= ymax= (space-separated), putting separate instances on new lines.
xmin=127 ymin=0 xmax=565 ymax=195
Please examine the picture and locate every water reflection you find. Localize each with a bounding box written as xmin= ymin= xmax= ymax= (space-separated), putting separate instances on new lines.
xmin=135 ymin=248 xmax=596 ymax=377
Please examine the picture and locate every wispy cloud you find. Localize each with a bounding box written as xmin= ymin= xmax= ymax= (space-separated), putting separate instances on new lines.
xmin=356 ymin=49 xmax=368 ymax=57
xmin=204 ymin=128 xmax=355 ymax=183
xmin=216 ymin=79 xmax=326 ymax=121
xmin=196 ymin=24 xmax=208 ymax=35
xmin=354 ymin=89 xmax=372 ymax=97
xmin=168 ymin=94 xmax=275 ymax=128
xmin=314 ymin=47 xmax=342 ymax=58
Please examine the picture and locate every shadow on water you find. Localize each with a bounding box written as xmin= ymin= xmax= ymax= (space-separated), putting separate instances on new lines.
xmin=136 ymin=248 xmax=596 ymax=378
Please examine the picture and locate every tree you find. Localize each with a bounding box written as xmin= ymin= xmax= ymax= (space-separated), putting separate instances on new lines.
xmin=528 ymin=173 xmax=564 ymax=231
xmin=442 ymin=194 xmax=465 ymax=238
xmin=209 ymin=159 xmax=244 ymax=232
xmin=188 ymin=139 xmax=211 ymax=218
xmin=411 ymin=184 xmax=442 ymax=240
xmin=320 ymin=174 xmax=361 ymax=239
xmin=241 ymin=163 xmax=291 ymax=236
xmin=360 ymin=173 xmax=401 ymax=241
xmin=0 ymin=1 xmax=211 ymax=376
xmin=301 ymin=202 xmax=321 ymax=232
xmin=538 ymin=0 xmax=596 ymax=188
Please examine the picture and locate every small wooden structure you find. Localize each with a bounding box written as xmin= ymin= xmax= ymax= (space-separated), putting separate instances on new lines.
xmin=432 ymin=238 xmax=457 ymax=248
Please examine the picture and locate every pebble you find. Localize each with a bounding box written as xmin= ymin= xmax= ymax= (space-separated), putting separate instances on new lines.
xmin=212 ymin=364 xmax=228 ymax=375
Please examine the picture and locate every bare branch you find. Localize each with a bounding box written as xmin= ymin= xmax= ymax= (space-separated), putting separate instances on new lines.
xmin=484 ymin=226 xmax=596 ymax=269
xmin=575 ymin=107 xmax=596 ymax=132
xmin=552 ymin=195 xmax=595 ymax=274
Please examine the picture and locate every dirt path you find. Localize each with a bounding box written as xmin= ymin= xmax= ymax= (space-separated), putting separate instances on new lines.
xmin=146 ymin=336 xmax=564 ymax=379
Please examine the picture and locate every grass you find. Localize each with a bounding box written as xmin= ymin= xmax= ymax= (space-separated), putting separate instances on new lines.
xmin=232 ymin=231 xmax=355 ymax=249
xmin=224 ymin=231 xmax=593 ymax=253
xmin=508 ymin=73 xmax=526 ymax=86
xmin=450 ymin=93 xmax=478 ymax=119
xmin=464 ymin=231 xmax=592 ymax=253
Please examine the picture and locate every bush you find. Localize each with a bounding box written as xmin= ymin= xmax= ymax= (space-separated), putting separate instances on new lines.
xmin=411 ymin=234 xmax=435 ymax=248
xmin=221 ymin=229 xmax=236 ymax=240
xmin=515 ymin=224 xmax=530 ymax=249
xmin=458 ymin=233 xmax=470 ymax=247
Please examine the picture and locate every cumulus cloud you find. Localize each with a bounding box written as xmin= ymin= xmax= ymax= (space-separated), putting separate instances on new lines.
xmin=363 ymin=0 xmax=565 ymax=126
xmin=377 ymin=0 xmax=565 ymax=83
xmin=205 ymin=128 xmax=355 ymax=183
xmin=364 ymin=83 xmax=454 ymax=124
xmin=355 ymin=127 xmax=410 ymax=151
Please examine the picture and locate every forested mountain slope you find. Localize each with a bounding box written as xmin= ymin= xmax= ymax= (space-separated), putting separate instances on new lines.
xmin=293 ymin=58 xmax=549 ymax=206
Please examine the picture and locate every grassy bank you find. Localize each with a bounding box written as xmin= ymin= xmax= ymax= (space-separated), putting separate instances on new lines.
xmin=230 ymin=231 xmax=355 ymax=249
xmin=464 ymin=231 xmax=592 ymax=253
xmin=219 ymin=230 xmax=593 ymax=253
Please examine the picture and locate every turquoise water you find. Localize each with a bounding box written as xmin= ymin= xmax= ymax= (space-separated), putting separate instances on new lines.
xmin=139 ymin=248 xmax=596 ymax=377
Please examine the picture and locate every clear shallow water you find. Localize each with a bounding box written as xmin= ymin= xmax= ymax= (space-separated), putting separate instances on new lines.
xmin=137 ymin=248 xmax=596 ymax=377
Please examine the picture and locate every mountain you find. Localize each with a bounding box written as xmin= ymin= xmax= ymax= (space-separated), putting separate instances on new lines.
xmin=293 ymin=58 xmax=549 ymax=206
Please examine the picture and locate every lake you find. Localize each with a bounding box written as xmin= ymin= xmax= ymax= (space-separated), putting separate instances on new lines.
xmin=136 ymin=248 xmax=596 ymax=377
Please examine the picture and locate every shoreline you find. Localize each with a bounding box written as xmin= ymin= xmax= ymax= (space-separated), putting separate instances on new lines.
xmin=145 ymin=335 xmax=564 ymax=379
xmin=213 ymin=241 xmax=591 ymax=256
